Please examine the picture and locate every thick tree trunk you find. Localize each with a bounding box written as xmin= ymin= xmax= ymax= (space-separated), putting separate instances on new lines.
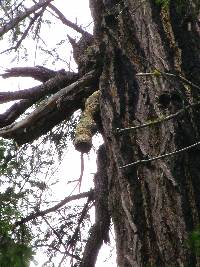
xmin=92 ymin=0 xmax=200 ymax=266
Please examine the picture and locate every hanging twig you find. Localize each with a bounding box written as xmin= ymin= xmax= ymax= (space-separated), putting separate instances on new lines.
xmin=119 ymin=140 xmax=200 ymax=169
xmin=78 ymin=152 xmax=85 ymax=192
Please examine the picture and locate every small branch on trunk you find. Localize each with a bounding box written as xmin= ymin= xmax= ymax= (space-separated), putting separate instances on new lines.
xmin=136 ymin=71 xmax=200 ymax=91
xmin=0 ymin=0 xmax=54 ymax=37
xmin=119 ymin=140 xmax=200 ymax=169
xmin=14 ymin=190 xmax=94 ymax=227
xmin=116 ymin=100 xmax=200 ymax=134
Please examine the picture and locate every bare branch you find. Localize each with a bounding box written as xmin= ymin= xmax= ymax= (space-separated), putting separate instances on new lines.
xmin=0 ymin=69 xmax=78 ymax=103
xmin=14 ymin=190 xmax=94 ymax=227
xmin=66 ymin=196 xmax=93 ymax=252
xmin=0 ymin=70 xmax=99 ymax=144
xmin=42 ymin=216 xmax=82 ymax=261
xmin=78 ymin=153 xmax=85 ymax=192
xmin=1 ymin=66 xmax=60 ymax=82
xmin=0 ymin=9 xmax=43 ymax=54
xmin=48 ymin=3 xmax=90 ymax=35
xmin=0 ymin=0 xmax=54 ymax=37
xmin=0 ymin=70 xmax=78 ymax=127
xmin=0 ymin=99 xmax=34 ymax=128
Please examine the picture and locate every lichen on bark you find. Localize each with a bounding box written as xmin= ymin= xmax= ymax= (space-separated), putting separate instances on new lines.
xmin=74 ymin=90 xmax=100 ymax=153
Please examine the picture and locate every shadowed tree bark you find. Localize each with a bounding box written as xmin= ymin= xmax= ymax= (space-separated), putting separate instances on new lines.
xmin=1 ymin=0 xmax=200 ymax=266
xmin=94 ymin=1 xmax=200 ymax=266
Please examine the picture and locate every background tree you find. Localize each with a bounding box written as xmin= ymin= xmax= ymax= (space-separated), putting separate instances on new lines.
xmin=0 ymin=0 xmax=200 ymax=266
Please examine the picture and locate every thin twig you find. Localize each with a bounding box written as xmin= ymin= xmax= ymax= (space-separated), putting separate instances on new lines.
xmin=0 ymin=0 xmax=53 ymax=37
xmin=78 ymin=152 xmax=84 ymax=192
xmin=119 ymin=140 xmax=200 ymax=169
xmin=136 ymin=71 xmax=200 ymax=91
xmin=14 ymin=190 xmax=93 ymax=226
xmin=48 ymin=3 xmax=90 ymax=35
xmin=66 ymin=198 xmax=92 ymax=252
xmin=116 ymin=100 xmax=200 ymax=134
xmin=42 ymin=216 xmax=81 ymax=261
xmin=0 ymin=7 xmax=44 ymax=54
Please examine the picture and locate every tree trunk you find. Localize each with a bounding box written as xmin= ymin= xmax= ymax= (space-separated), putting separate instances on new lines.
xmin=92 ymin=0 xmax=200 ymax=266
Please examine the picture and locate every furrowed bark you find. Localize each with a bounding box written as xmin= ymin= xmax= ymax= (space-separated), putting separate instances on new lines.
xmin=80 ymin=144 xmax=110 ymax=267
xmin=92 ymin=1 xmax=200 ymax=266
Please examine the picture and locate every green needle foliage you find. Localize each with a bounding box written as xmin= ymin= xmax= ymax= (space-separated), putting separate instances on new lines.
xmin=187 ymin=226 xmax=200 ymax=257
xmin=154 ymin=0 xmax=169 ymax=7
xmin=0 ymin=188 xmax=34 ymax=267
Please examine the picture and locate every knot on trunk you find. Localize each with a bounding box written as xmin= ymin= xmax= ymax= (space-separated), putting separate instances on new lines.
xmin=68 ymin=33 xmax=102 ymax=76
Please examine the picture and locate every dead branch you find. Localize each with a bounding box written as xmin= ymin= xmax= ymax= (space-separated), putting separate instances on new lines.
xmin=0 ymin=70 xmax=99 ymax=144
xmin=0 ymin=67 xmax=78 ymax=104
xmin=49 ymin=3 xmax=90 ymax=35
xmin=66 ymin=196 xmax=93 ymax=252
xmin=1 ymin=66 xmax=65 ymax=82
xmin=78 ymin=152 xmax=85 ymax=192
xmin=0 ymin=8 xmax=44 ymax=54
xmin=0 ymin=99 xmax=34 ymax=128
xmin=0 ymin=0 xmax=54 ymax=37
xmin=14 ymin=190 xmax=94 ymax=227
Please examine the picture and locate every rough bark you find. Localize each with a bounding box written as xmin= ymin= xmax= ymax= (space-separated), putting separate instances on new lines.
xmin=92 ymin=0 xmax=200 ymax=266
xmin=1 ymin=1 xmax=200 ymax=266
xmin=80 ymin=144 xmax=110 ymax=267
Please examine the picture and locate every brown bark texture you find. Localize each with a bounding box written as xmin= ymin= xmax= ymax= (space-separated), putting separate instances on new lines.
xmin=91 ymin=0 xmax=200 ymax=266
xmin=1 ymin=0 xmax=200 ymax=266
